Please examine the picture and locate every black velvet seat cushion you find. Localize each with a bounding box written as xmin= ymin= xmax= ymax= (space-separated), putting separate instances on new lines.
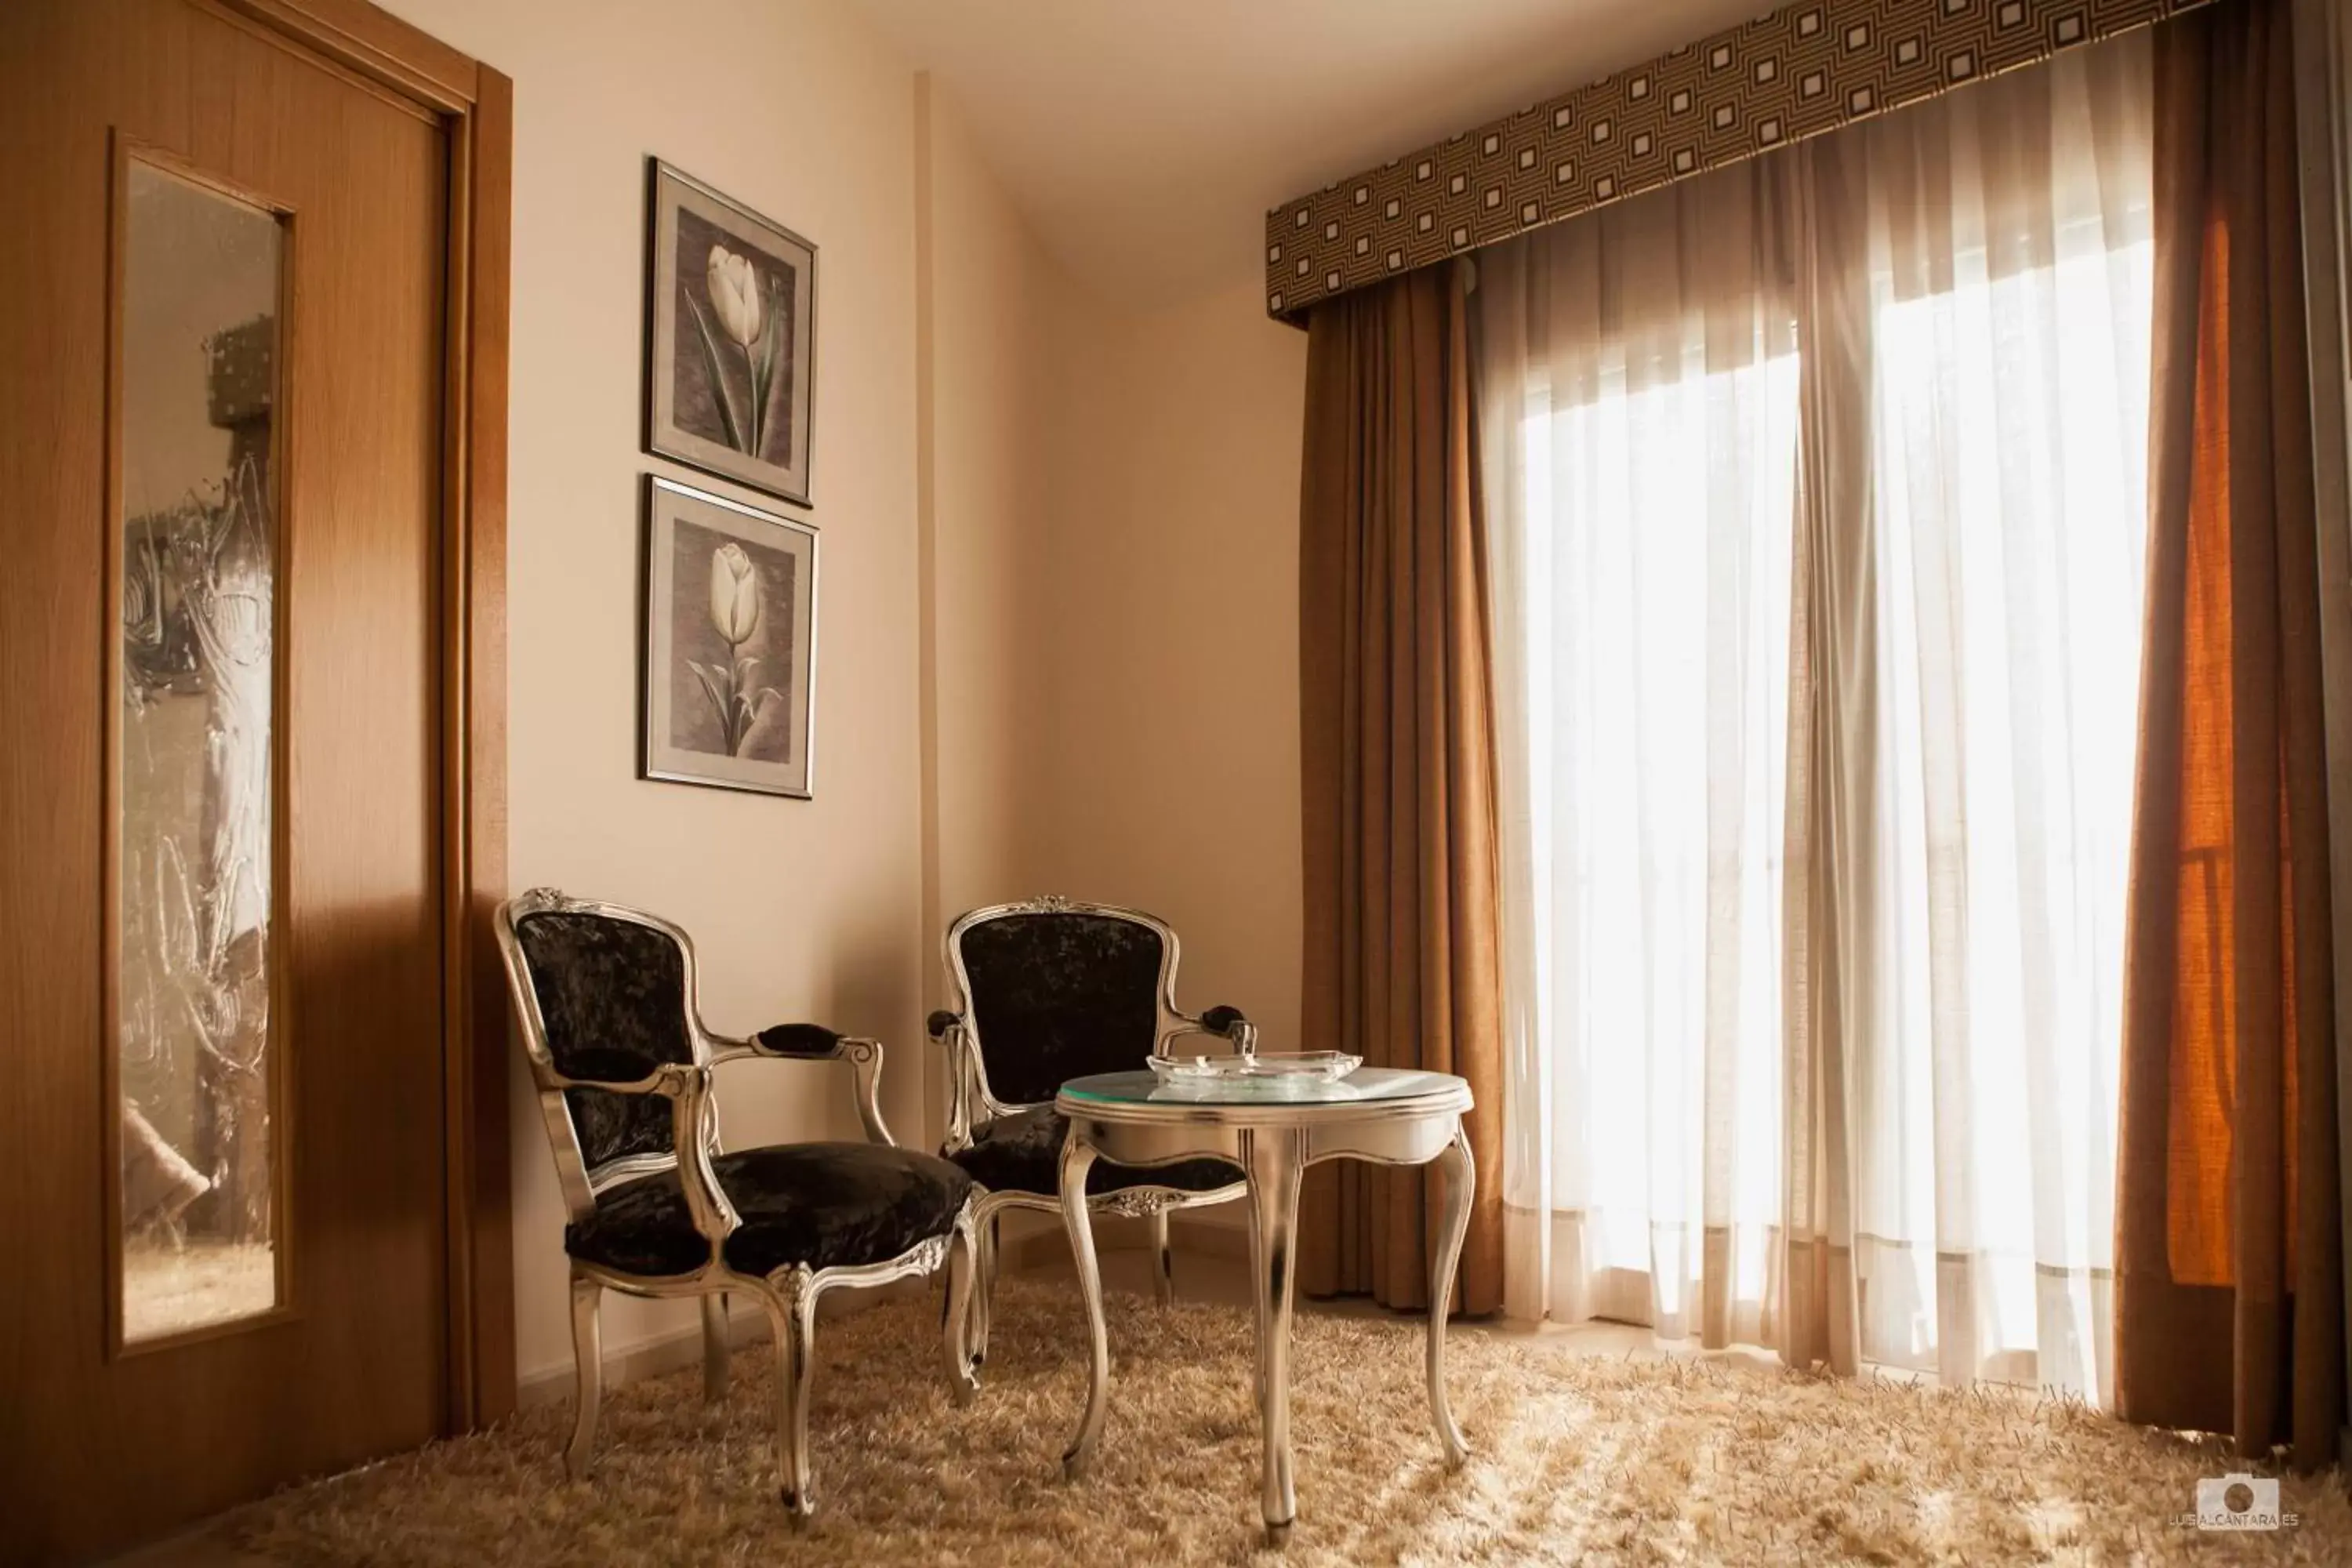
xmin=566 ymin=1143 xmax=975 ymax=1279
xmin=950 ymin=1105 xmax=1243 ymax=1197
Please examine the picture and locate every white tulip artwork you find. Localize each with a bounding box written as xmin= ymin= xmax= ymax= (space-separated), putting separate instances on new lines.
xmin=645 ymin=159 xmax=816 ymax=506
xmin=688 ymin=541 xmax=778 ymax=757
xmin=641 ymin=477 xmax=818 ymax=798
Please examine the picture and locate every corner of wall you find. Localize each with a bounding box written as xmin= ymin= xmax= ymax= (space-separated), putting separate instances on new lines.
xmin=383 ymin=0 xmax=927 ymax=1391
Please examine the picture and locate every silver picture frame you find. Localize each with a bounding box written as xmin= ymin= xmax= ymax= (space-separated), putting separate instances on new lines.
xmin=640 ymin=476 xmax=818 ymax=798
xmin=644 ymin=158 xmax=816 ymax=507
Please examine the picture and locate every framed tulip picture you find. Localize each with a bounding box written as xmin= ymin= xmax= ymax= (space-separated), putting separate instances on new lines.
xmin=640 ymin=476 xmax=818 ymax=798
xmin=644 ymin=158 xmax=817 ymax=506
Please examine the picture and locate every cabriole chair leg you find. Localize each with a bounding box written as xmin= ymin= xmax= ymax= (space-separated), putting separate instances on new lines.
xmin=700 ymin=1291 xmax=731 ymax=1402
xmin=766 ymin=1276 xmax=820 ymax=1516
xmin=969 ymin=1212 xmax=998 ymax=1368
xmin=565 ymin=1272 xmax=602 ymax=1480
xmin=942 ymin=1212 xmax=979 ymax=1403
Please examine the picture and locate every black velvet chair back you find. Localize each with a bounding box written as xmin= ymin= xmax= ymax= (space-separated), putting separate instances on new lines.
xmin=511 ymin=908 xmax=695 ymax=1172
xmin=953 ymin=909 xmax=1167 ymax=1107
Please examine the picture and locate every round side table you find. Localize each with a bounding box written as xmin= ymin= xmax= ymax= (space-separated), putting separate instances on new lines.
xmin=1053 ymin=1066 xmax=1475 ymax=1542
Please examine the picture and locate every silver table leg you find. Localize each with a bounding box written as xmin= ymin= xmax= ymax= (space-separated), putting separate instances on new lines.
xmin=1429 ymin=1123 xmax=1473 ymax=1467
xmin=1241 ymin=1125 xmax=1306 ymax=1542
xmin=1059 ymin=1131 xmax=1109 ymax=1477
xmin=1149 ymin=1206 xmax=1175 ymax=1305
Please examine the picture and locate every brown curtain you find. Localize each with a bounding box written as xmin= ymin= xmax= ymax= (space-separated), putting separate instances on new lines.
xmin=2115 ymin=0 xmax=2345 ymax=1469
xmin=1296 ymin=263 xmax=1504 ymax=1313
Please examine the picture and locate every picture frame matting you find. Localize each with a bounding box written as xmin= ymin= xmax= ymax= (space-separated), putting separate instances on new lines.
xmin=639 ymin=474 xmax=818 ymax=799
xmin=644 ymin=158 xmax=817 ymax=506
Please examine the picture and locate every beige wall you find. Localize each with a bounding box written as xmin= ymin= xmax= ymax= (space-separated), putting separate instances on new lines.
xmin=1039 ymin=285 xmax=1310 ymax=1076
xmin=918 ymin=87 xmax=1312 ymax=1091
xmin=379 ymin=0 xmax=1309 ymax=1385
xmin=382 ymin=0 xmax=929 ymax=1384
xmin=916 ymin=79 xmax=1069 ymax=971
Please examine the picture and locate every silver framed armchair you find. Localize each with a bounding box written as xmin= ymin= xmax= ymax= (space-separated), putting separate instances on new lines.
xmin=496 ymin=887 xmax=979 ymax=1516
xmin=926 ymin=895 xmax=1254 ymax=1366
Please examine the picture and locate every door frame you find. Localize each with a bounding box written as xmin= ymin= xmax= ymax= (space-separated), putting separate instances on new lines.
xmin=216 ymin=0 xmax=517 ymax=1430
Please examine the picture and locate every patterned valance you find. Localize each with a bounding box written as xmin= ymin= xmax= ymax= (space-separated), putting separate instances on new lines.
xmin=1263 ymin=0 xmax=2214 ymax=322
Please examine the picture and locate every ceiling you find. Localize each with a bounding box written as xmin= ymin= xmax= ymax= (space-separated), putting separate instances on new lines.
xmin=855 ymin=0 xmax=1774 ymax=306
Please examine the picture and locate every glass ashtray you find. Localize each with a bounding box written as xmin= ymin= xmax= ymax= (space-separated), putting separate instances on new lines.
xmin=1148 ymin=1051 xmax=1363 ymax=1083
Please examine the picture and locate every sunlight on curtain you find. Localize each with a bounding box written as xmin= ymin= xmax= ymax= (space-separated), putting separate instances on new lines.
xmin=1852 ymin=42 xmax=2151 ymax=1397
xmin=1483 ymin=33 xmax=2152 ymax=1401
xmin=1862 ymin=236 xmax=2151 ymax=1395
xmin=1483 ymin=153 xmax=1805 ymax=1348
xmin=1515 ymin=360 xmax=1799 ymax=1342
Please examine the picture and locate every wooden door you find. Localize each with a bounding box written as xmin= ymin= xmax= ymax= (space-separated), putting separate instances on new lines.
xmin=0 ymin=1 xmax=459 ymax=1557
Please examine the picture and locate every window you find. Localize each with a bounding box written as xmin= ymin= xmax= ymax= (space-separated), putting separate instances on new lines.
xmin=1485 ymin=33 xmax=2153 ymax=1399
xmin=1513 ymin=349 xmax=1799 ymax=1337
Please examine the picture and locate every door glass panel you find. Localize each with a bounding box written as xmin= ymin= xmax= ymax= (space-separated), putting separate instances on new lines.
xmin=117 ymin=161 xmax=285 ymax=1344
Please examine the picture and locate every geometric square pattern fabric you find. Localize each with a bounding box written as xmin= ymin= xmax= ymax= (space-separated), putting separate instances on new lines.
xmin=1265 ymin=0 xmax=2210 ymax=321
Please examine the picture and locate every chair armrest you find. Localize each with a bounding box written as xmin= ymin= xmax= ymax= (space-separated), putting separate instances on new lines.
xmin=1169 ymin=1004 xmax=1259 ymax=1056
xmin=926 ymin=1010 xmax=974 ymax=1151
xmin=753 ymin=1022 xmax=845 ymax=1058
xmin=543 ymin=1056 xmax=707 ymax=1098
xmin=708 ymin=1024 xmax=896 ymax=1149
xmin=545 ymin=1060 xmax=739 ymax=1261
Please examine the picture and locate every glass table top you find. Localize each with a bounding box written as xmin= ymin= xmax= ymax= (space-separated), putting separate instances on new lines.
xmin=1059 ymin=1065 xmax=1466 ymax=1107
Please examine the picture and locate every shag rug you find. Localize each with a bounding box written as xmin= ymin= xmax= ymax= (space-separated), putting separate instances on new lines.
xmin=234 ymin=1279 xmax=2348 ymax=1565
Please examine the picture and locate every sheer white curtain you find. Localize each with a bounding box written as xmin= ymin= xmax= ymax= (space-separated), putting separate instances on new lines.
xmin=1481 ymin=34 xmax=2153 ymax=1400
xmin=1482 ymin=152 xmax=1803 ymax=1348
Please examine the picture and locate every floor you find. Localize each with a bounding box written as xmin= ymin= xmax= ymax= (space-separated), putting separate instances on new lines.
xmin=104 ymin=1243 xmax=1728 ymax=1567
xmin=1031 ymin=1240 xmax=1791 ymax=1374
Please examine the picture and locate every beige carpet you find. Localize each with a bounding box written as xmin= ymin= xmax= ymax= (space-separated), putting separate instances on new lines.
xmin=235 ymin=1280 xmax=2347 ymax=1565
